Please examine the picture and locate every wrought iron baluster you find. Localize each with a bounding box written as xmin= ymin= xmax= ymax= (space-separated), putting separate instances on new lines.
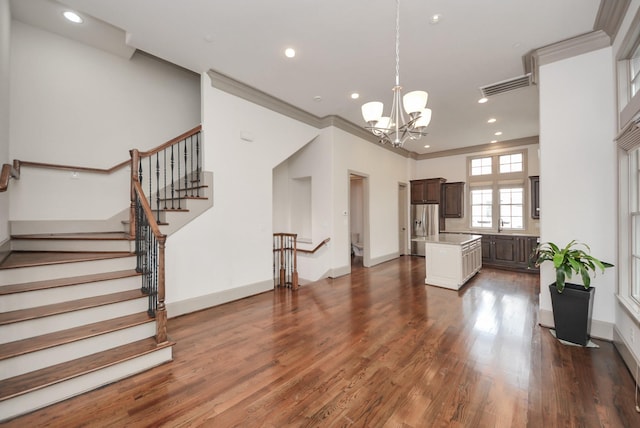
xmin=183 ymin=139 xmax=189 ymax=197
xmin=155 ymin=155 xmax=160 ymax=222
xmin=170 ymin=146 xmax=175 ymax=209
xmin=196 ymin=132 xmax=201 ymax=197
xmin=163 ymin=149 xmax=167 ymax=209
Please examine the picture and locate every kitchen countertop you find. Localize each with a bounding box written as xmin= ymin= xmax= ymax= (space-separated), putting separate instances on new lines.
xmin=442 ymin=231 xmax=539 ymax=237
xmin=412 ymin=234 xmax=482 ymax=245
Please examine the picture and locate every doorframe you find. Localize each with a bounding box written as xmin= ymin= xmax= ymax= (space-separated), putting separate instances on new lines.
xmin=348 ymin=171 xmax=370 ymax=268
xmin=398 ymin=182 xmax=409 ymax=255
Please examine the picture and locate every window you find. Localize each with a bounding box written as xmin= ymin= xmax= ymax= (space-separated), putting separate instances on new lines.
xmin=471 ymin=188 xmax=492 ymax=228
xmin=471 ymin=157 xmax=492 ymax=176
xmin=499 ymin=153 xmax=523 ymax=173
xmin=630 ymin=150 xmax=640 ymax=301
xmin=499 ymin=187 xmax=524 ymax=230
xmin=631 ymin=43 xmax=640 ymax=97
xmin=467 ymin=150 xmax=527 ymax=231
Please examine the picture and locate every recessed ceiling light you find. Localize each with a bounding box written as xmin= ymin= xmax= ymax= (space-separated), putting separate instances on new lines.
xmin=430 ymin=14 xmax=442 ymax=24
xmin=284 ymin=48 xmax=296 ymax=58
xmin=494 ymin=131 xmax=503 ymax=136
xmin=63 ymin=11 xmax=83 ymax=24
xmin=424 ymin=145 xmax=430 ymax=149
xmin=350 ymin=93 xmax=360 ymax=100
xmin=478 ymin=97 xmax=488 ymax=104
xmin=490 ymin=140 xmax=498 ymax=144
xmin=487 ymin=118 xmax=496 ymax=123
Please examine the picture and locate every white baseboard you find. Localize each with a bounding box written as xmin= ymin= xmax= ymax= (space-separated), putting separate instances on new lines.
xmin=613 ymin=326 xmax=640 ymax=384
xmin=299 ymin=269 xmax=332 ymax=285
xmin=330 ymin=265 xmax=351 ymax=278
xmin=167 ymin=279 xmax=273 ymax=318
xmin=368 ymin=252 xmax=399 ymax=267
xmin=539 ymin=308 xmax=614 ymax=340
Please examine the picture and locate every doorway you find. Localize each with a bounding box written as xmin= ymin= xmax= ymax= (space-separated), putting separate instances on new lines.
xmin=398 ymin=183 xmax=408 ymax=255
xmin=349 ymin=173 xmax=369 ymax=268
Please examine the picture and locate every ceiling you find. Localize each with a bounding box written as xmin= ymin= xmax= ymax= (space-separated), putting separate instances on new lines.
xmin=10 ymin=0 xmax=604 ymax=155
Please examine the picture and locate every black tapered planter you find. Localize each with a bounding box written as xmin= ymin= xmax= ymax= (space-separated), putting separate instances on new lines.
xmin=549 ymin=282 xmax=595 ymax=346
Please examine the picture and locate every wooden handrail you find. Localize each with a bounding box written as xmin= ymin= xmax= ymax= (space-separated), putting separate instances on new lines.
xmin=0 ymin=160 xmax=20 ymax=192
xmin=132 ymin=179 xmax=168 ymax=344
xmin=10 ymin=124 xmax=202 ymax=175
xmin=137 ymin=125 xmax=202 ymax=158
xmin=298 ymin=238 xmax=331 ymax=254
xmin=132 ymin=180 xmax=165 ymax=240
xmin=16 ymin=159 xmax=129 ymax=174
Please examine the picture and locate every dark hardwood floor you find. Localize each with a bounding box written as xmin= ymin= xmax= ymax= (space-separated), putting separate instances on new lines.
xmin=4 ymin=256 xmax=640 ymax=427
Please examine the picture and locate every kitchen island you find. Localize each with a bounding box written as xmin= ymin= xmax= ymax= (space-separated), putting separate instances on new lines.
xmin=419 ymin=234 xmax=482 ymax=290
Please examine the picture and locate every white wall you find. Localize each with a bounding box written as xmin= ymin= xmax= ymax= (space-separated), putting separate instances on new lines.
xmin=414 ymin=144 xmax=540 ymax=234
xmin=165 ymin=79 xmax=319 ymax=314
xmin=538 ymin=47 xmax=617 ymax=339
xmin=0 ymin=0 xmax=11 ymax=243
xmin=332 ymin=127 xmax=410 ymax=271
xmin=8 ymin=21 xmax=200 ymax=221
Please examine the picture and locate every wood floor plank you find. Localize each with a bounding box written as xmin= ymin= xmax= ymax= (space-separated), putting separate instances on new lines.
xmin=2 ymin=257 xmax=640 ymax=427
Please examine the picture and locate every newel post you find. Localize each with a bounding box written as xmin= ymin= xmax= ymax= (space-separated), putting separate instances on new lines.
xmin=156 ymin=235 xmax=168 ymax=343
xmin=129 ymin=149 xmax=140 ymax=238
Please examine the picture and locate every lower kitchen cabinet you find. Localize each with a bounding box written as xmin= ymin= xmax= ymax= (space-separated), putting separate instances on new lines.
xmin=481 ymin=234 xmax=539 ymax=272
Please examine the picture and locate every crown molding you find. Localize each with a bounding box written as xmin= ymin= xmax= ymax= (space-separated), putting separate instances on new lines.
xmin=594 ymin=0 xmax=630 ymax=41
xmin=207 ymin=69 xmax=322 ymax=128
xmin=415 ymin=136 xmax=539 ymax=160
xmin=206 ymin=69 xmax=415 ymax=158
xmin=533 ymin=30 xmax=611 ymax=68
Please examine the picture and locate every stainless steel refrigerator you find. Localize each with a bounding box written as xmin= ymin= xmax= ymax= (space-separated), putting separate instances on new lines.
xmin=411 ymin=204 xmax=439 ymax=256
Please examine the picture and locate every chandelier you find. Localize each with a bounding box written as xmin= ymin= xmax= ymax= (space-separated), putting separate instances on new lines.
xmin=361 ymin=0 xmax=431 ymax=148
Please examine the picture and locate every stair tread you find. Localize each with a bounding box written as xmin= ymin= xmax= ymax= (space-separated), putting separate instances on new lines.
xmin=0 ymin=337 xmax=173 ymax=402
xmin=0 ymin=269 xmax=140 ymax=295
xmin=0 ymin=312 xmax=154 ymax=360
xmin=0 ymin=251 xmax=134 ymax=270
xmin=0 ymin=289 xmax=146 ymax=325
xmin=10 ymin=232 xmax=132 ymax=241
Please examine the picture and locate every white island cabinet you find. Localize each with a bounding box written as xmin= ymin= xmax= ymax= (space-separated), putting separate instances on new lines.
xmin=423 ymin=234 xmax=482 ymax=290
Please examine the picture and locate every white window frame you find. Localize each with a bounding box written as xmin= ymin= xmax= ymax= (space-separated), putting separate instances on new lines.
xmin=467 ymin=150 xmax=527 ymax=232
xmin=470 ymin=187 xmax=493 ymax=229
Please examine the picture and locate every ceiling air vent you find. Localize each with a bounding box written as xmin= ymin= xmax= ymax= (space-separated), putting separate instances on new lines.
xmin=480 ymin=74 xmax=532 ymax=98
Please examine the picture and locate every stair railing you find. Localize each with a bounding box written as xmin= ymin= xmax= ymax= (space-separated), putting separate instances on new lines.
xmin=273 ymin=233 xmax=299 ymax=290
xmin=128 ymin=125 xmax=202 ymax=235
xmin=0 ymin=160 xmax=20 ymax=192
xmin=132 ymin=180 xmax=168 ymax=343
xmin=273 ymin=234 xmax=331 ymax=290
xmin=129 ymin=125 xmax=201 ymax=344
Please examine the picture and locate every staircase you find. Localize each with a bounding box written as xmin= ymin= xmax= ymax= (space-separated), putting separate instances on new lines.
xmin=0 ymin=126 xmax=212 ymax=422
xmin=0 ymin=232 xmax=173 ymax=421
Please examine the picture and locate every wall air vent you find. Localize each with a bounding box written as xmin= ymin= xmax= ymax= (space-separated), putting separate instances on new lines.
xmin=480 ymin=74 xmax=532 ymax=98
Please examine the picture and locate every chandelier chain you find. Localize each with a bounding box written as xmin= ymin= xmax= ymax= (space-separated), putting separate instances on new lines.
xmin=395 ymin=0 xmax=400 ymax=86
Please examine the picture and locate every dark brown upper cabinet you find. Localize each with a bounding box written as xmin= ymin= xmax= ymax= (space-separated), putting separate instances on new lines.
xmin=410 ymin=178 xmax=446 ymax=204
xmin=441 ymin=182 xmax=465 ymax=218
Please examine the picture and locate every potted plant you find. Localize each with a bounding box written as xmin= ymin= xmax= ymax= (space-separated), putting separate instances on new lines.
xmin=532 ymin=240 xmax=613 ymax=346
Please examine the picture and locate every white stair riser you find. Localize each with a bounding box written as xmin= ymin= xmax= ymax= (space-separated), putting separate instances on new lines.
xmin=0 ymin=276 xmax=140 ymax=312
xmin=11 ymin=239 xmax=134 ymax=253
xmin=0 ymin=322 xmax=156 ymax=381
xmin=0 ymin=297 xmax=148 ymax=344
xmin=0 ymin=346 xmax=172 ymax=422
xmin=0 ymin=257 xmax=136 ymax=286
